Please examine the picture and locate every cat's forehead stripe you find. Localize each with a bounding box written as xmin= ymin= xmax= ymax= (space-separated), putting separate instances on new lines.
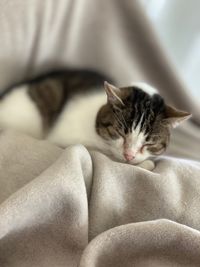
xmin=122 ymin=86 xmax=165 ymax=137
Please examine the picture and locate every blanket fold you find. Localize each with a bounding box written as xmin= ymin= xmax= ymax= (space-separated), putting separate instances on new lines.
xmin=80 ymin=219 xmax=200 ymax=267
xmin=0 ymin=130 xmax=200 ymax=266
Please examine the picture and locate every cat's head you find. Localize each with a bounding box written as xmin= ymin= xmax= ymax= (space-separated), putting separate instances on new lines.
xmin=96 ymin=82 xmax=192 ymax=164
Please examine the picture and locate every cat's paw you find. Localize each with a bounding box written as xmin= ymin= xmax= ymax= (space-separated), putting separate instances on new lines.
xmin=137 ymin=160 xmax=155 ymax=171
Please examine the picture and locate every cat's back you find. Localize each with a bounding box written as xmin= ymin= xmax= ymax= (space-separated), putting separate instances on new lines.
xmin=0 ymin=69 xmax=110 ymax=142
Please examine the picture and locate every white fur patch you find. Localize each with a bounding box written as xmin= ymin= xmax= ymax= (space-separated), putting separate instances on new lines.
xmin=48 ymin=91 xmax=107 ymax=148
xmin=130 ymin=130 xmax=146 ymax=152
xmin=0 ymin=86 xmax=43 ymax=138
xmin=132 ymin=82 xmax=158 ymax=96
xmin=130 ymin=114 xmax=146 ymax=150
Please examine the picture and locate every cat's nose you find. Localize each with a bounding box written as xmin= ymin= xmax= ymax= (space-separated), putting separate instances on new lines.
xmin=124 ymin=151 xmax=135 ymax=161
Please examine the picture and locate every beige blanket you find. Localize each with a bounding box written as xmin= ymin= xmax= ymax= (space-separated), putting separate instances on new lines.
xmin=0 ymin=130 xmax=200 ymax=266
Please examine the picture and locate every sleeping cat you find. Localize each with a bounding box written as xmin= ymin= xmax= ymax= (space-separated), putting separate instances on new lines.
xmin=0 ymin=70 xmax=191 ymax=170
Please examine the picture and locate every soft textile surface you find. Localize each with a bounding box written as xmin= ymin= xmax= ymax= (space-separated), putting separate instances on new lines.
xmin=1 ymin=130 xmax=200 ymax=266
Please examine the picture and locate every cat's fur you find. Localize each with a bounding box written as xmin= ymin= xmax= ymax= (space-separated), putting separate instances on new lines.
xmin=0 ymin=70 xmax=191 ymax=170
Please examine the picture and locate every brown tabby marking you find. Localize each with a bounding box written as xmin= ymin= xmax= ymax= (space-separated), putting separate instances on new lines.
xmin=29 ymin=79 xmax=64 ymax=128
xmin=27 ymin=70 xmax=110 ymax=129
xmin=96 ymin=84 xmax=191 ymax=156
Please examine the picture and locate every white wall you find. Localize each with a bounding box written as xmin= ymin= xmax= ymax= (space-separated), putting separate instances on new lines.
xmin=141 ymin=0 xmax=200 ymax=99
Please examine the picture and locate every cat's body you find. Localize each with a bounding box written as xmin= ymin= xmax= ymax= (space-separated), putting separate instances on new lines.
xmin=0 ymin=70 xmax=111 ymax=149
xmin=0 ymin=70 xmax=191 ymax=170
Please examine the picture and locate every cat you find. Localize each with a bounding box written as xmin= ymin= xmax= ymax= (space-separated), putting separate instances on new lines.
xmin=0 ymin=69 xmax=191 ymax=171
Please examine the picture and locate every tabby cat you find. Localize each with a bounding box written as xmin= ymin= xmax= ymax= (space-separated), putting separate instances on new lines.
xmin=0 ymin=70 xmax=191 ymax=170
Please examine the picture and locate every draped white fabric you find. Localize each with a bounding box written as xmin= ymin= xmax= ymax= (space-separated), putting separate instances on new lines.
xmin=141 ymin=0 xmax=200 ymax=99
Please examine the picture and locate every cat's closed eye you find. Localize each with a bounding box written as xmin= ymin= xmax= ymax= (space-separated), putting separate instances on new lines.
xmin=147 ymin=143 xmax=166 ymax=155
xmin=140 ymin=143 xmax=155 ymax=153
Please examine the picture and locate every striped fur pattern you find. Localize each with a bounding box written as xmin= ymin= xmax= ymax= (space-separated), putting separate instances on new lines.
xmin=96 ymin=82 xmax=191 ymax=164
xmin=0 ymin=70 xmax=191 ymax=168
xmin=27 ymin=70 xmax=108 ymax=130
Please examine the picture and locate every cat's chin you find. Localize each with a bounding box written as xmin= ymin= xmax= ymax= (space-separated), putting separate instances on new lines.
xmin=110 ymin=153 xmax=149 ymax=165
xmin=106 ymin=152 xmax=149 ymax=166
xmin=93 ymin=147 xmax=151 ymax=166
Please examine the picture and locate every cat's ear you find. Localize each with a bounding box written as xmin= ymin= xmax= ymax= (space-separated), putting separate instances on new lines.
xmin=104 ymin=81 xmax=124 ymax=106
xmin=164 ymin=105 xmax=192 ymax=128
